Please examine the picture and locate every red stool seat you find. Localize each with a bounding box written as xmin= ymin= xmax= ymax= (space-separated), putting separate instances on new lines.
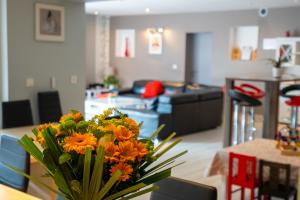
xmin=285 ymin=96 xmax=300 ymax=107
xmin=239 ymin=84 xmax=265 ymax=99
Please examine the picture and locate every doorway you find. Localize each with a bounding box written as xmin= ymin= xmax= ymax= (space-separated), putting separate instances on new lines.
xmin=185 ymin=32 xmax=213 ymax=84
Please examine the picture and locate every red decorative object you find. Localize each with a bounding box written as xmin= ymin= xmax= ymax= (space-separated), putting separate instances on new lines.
xmin=239 ymin=84 xmax=265 ymax=99
xmin=285 ymin=31 xmax=291 ymax=37
xmin=227 ymin=152 xmax=257 ymax=200
xmin=124 ymin=37 xmax=130 ymax=57
xmin=143 ymin=81 xmax=164 ymax=98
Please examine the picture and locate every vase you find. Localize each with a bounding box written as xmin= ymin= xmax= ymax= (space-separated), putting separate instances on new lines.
xmin=272 ymin=68 xmax=283 ymax=78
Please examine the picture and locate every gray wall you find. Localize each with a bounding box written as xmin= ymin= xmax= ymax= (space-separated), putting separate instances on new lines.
xmin=110 ymin=7 xmax=300 ymax=87
xmin=86 ymin=14 xmax=96 ymax=85
xmin=7 ymin=0 xmax=86 ymax=124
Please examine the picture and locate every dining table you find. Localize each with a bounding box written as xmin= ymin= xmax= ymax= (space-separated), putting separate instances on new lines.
xmin=206 ymin=138 xmax=300 ymax=200
xmin=0 ymin=183 xmax=41 ymax=200
xmin=0 ymin=125 xmax=57 ymax=200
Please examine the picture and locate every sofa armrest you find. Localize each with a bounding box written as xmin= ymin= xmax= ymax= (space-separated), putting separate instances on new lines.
xmin=159 ymin=93 xmax=198 ymax=104
xmin=117 ymin=88 xmax=133 ymax=95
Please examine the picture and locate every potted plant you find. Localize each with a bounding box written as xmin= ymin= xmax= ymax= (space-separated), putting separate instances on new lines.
xmin=268 ymin=55 xmax=284 ymax=78
xmin=103 ymin=75 xmax=119 ymax=90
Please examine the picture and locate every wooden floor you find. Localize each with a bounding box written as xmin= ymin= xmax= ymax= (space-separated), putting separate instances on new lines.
xmin=134 ymin=125 xmax=226 ymax=200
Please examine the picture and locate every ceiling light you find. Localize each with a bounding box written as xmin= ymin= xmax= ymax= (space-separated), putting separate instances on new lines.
xmin=145 ymin=8 xmax=150 ymax=13
xmin=94 ymin=11 xmax=99 ymax=15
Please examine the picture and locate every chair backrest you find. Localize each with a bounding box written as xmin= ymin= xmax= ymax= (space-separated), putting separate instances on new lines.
xmin=2 ymin=100 xmax=33 ymax=129
xmin=0 ymin=135 xmax=30 ymax=192
xmin=228 ymin=152 xmax=256 ymax=188
xmin=38 ymin=91 xmax=62 ymax=124
xmin=150 ymin=177 xmax=217 ymax=200
xmin=258 ymin=160 xmax=291 ymax=197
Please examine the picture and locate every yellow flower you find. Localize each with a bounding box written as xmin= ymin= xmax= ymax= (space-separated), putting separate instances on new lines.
xmin=104 ymin=142 xmax=119 ymax=163
xmin=110 ymin=162 xmax=133 ymax=182
xmin=63 ymin=133 xmax=97 ymax=154
xmin=118 ymin=141 xmax=138 ymax=162
xmin=134 ymin=141 xmax=149 ymax=161
xmin=51 ymin=124 xmax=63 ymax=137
xmin=124 ymin=117 xmax=140 ymax=136
xmin=114 ymin=125 xmax=135 ymax=141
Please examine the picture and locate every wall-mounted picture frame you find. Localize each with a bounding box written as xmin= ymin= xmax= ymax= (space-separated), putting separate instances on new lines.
xmin=115 ymin=29 xmax=135 ymax=58
xmin=149 ymin=33 xmax=163 ymax=55
xmin=35 ymin=3 xmax=65 ymax=42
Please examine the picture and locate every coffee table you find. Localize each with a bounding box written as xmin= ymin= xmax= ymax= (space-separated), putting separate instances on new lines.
xmin=85 ymin=96 xmax=146 ymax=120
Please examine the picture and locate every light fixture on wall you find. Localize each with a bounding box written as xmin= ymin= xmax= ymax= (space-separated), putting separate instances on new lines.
xmin=147 ymin=27 xmax=164 ymax=35
xmin=145 ymin=8 xmax=150 ymax=13
xmin=94 ymin=11 xmax=99 ymax=15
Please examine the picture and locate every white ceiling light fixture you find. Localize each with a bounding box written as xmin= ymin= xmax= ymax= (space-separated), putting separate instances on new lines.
xmin=94 ymin=11 xmax=99 ymax=15
xmin=145 ymin=8 xmax=150 ymax=13
xmin=258 ymin=8 xmax=268 ymax=17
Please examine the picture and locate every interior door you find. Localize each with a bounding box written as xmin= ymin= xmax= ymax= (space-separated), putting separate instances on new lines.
xmin=185 ymin=32 xmax=213 ymax=84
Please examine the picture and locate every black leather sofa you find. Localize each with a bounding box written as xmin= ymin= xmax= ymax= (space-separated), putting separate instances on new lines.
xmin=119 ymin=80 xmax=223 ymax=140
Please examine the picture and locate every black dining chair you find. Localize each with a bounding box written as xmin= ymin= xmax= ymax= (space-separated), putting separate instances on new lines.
xmin=150 ymin=177 xmax=217 ymax=200
xmin=38 ymin=91 xmax=62 ymax=124
xmin=0 ymin=134 xmax=30 ymax=192
xmin=258 ymin=160 xmax=297 ymax=200
xmin=2 ymin=100 xmax=34 ymax=129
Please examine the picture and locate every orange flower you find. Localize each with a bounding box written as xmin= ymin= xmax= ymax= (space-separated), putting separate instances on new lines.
xmin=124 ymin=117 xmax=140 ymax=136
xmin=114 ymin=125 xmax=134 ymax=141
xmin=60 ymin=112 xmax=83 ymax=123
xmin=35 ymin=124 xmax=51 ymax=145
xmin=110 ymin=162 xmax=133 ymax=182
xmin=118 ymin=141 xmax=138 ymax=162
xmin=51 ymin=124 xmax=63 ymax=137
xmin=63 ymin=133 xmax=97 ymax=154
xmin=134 ymin=141 xmax=149 ymax=161
xmin=104 ymin=142 xmax=119 ymax=163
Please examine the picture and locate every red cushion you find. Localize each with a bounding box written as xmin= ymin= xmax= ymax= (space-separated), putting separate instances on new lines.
xmin=285 ymin=96 xmax=300 ymax=107
xmin=143 ymin=81 xmax=164 ymax=98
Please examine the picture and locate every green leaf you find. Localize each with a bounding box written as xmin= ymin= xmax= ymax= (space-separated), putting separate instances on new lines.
xmin=4 ymin=163 xmax=62 ymax=196
xmin=149 ymin=124 xmax=165 ymax=140
xmin=82 ymin=148 xmax=92 ymax=200
xmin=155 ymin=139 xmax=182 ymax=158
xmin=104 ymin=183 xmax=146 ymax=200
xmin=121 ymin=185 xmax=159 ymax=200
xmin=54 ymin=171 xmax=72 ymax=197
xmin=18 ymin=135 xmax=43 ymax=163
xmin=94 ymin=170 xmax=122 ymax=200
xmin=42 ymin=149 xmax=57 ymax=175
xmin=70 ymin=180 xmax=81 ymax=193
xmin=89 ymin=146 xmax=105 ymax=199
xmin=144 ymin=150 xmax=188 ymax=175
xmin=32 ymin=128 xmax=39 ymax=137
xmin=59 ymin=153 xmax=72 ymax=165
xmin=153 ymin=132 xmax=176 ymax=153
xmin=138 ymin=168 xmax=171 ymax=185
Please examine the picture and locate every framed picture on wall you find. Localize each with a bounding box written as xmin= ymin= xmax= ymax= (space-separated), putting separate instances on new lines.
xmin=115 ymin=29 xmax=135 ymax=58
xmin=149 ymin=32 xmax=162 ymax=55
xmin=35 ymin=3 xmax=65 ymax=42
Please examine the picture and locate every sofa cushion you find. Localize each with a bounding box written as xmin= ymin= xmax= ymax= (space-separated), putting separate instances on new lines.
xmin=159 ymin=93 xmax=199 ymax=104
xmin=163 ymin=81 xmax=185 ymax=95
xmin=143 ymin=81 xmax=164 ymax=98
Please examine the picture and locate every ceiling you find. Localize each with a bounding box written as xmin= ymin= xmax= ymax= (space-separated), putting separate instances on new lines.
xmin=85 ymin=0 xmax=300 ymax=16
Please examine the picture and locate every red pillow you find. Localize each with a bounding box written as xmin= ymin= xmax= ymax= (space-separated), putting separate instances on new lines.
xmin=143 ymin=81 xmax=164 ymax=98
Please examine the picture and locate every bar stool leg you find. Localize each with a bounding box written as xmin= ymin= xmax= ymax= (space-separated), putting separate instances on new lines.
xmin=232 ymin=103 xmax=240 ymax=145
xmin=240 ymin=106 xmax=246 ymax=144
xmin=291 ymin=106 xmax=298 ymax=136
xmin=248 ymin=107 xmax=256 ymax=141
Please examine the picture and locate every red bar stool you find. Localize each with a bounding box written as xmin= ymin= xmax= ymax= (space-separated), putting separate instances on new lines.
xmin=229 ymin=84 xmax=264 ymax=145
xmin=227 ymin=152 xmax=257 ymax=200
xmin=280 ymin=85 xmax=300 ymax=138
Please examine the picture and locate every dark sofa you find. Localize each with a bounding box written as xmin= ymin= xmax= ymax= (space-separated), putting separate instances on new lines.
xmin=119 ymin=80 xmax=223 ymax=140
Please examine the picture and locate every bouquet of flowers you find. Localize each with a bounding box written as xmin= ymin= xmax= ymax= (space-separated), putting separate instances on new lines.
xmin=8 ymin=108 xmax=187 ymax=200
